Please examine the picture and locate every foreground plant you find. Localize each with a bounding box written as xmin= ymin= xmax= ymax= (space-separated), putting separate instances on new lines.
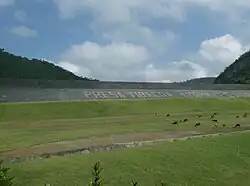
xmin=0 ymin=160 xmax=14 ymax=186
xmin=89 ymin=161 xmax=103 ymax=186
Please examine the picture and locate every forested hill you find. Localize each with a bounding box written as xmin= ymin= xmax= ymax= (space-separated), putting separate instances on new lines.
xmin=214 ymin=50 xmax=250 ymax=84
xmin=0 ymin=48 xmax=97 ymax=81
xmin=180 ymin=77 xmax=216 ymax=84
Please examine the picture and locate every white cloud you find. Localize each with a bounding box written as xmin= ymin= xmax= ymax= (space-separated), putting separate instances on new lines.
xmin=62 ymin=41 xmax=149 ymax=68
xmin=195 ymin=34 xmax=248 ymax=76
xmin=54 ymin=0 xmax=182 ymax=82
xmin=57 ymin=34 xmax=249 ymax=82
xmin=58 ymin=61 xmax=80 ymax=75
xmin=59 ymin=42 xmax=149 ymax=81
xmin=142 ymin=34 xmax=248 ymax=82
xmin=53 ymin=0 xmax=186 ymax=22
xmin=199 ymin=34 xmax=246 ymax=64
xmin=53 ymin=0 xmax=250 ymax=82
xmin=0 ymin=0 xmax=14 ymax=6
xmin=54 ymin=0 xmax=178 ymax=55
xmin=10 ymin=26 xmax=38 ymax=38
xmin=102 ymin=23 xmax=177 ymax=53
xmin=54 ymin=0 xmax=250 ymax=23
xmin=59 ymin=61 xmax=92 ymax=78
xmin=14 ymin=10 xmax=26 ymax=22
xmin=183 ymin=0 xmax=250 ymax=18
xmin=145 ymin=61 xmax=207 ymax=82
xmin=57 ymin=40 xmax=210 ymax=82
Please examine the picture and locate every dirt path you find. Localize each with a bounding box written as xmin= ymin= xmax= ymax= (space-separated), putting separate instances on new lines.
xmin=0 ymin=130 xmax=199 ymax=159
xmin=1 ymin=127 xmax=250 ymax=163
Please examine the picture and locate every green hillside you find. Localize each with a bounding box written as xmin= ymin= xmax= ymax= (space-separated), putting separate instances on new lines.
xmin=180 ymin=77 xmax=216 ymax=84
xmin=0 ymin=48 xmax=97 ymax=81
xmin=214 ymin=50 xmax=250 ymax=84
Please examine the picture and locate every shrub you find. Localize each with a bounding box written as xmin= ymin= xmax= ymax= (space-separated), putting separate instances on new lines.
xmin=89 ymin=161 xmax=103 ymax=186
xmin=0 ymin=160 xmax=14 ymax=186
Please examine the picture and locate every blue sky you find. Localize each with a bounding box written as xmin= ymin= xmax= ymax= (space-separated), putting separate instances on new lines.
xmin=1 ymin=0 xmax=250 ymax=82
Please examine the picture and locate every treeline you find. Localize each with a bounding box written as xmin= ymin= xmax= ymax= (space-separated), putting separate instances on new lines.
xmin=214 ymin=50 xmax=250 ymax=84
xmin=180 ymin=77 xmax=216 ymax=84
xmin=0 ymin=48 xmax=98 ymax=81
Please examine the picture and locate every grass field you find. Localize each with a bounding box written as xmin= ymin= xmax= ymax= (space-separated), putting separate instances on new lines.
xmin=7 ymin=132 xmax=250 ymax=186
xmin=1 ymin=98 xmax=250 ymax=153
xmin=1 ymin=98 xmax=250 ymax=185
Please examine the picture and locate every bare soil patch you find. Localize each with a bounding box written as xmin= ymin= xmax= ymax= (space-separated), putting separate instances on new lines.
xmin=0 ymin=130 xmax=200 ymax=159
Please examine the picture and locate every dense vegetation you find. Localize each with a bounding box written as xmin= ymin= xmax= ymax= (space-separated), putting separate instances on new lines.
xmin=180 ymin=77 xmax=216 ymax=84
xmin=214 ymin=50 xmax=250 ymax=84
xmin=0 ymin=48 xmax=98 ymax=81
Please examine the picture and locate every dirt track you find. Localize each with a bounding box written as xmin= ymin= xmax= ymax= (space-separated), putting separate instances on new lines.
xmin=1 ymin=127 xmax=250 ymax=164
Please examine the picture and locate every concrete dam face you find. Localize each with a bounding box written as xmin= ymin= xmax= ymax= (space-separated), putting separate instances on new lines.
xmin=1 ymin=88 xmax=250 ymax=103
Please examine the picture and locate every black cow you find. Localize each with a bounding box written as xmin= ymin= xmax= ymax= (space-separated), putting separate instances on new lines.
xmin=172 ymin=121 xmax=178 ymax=125
xmin=194 ymin=123 xmax=201 ymax=127
xmin=233 ymin=124 xmax=241 ymax=128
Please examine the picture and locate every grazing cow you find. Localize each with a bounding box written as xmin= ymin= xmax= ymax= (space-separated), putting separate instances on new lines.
xmin=154 ymin=113 xmax=158 ymax=116
xmin=210 ymin=115 xmax=215 ymax=119
xmin=165 ymin=113 xmax=170 ymax=117
xmin=183 ymin=118 xmax=188 ymax=122
xmin=233 ymin=124 xmax=241 ymax=128
xmin=213 ymin=112 xmax=218 ymax=115
xmin=196 ymin=114 xmax=202 ymax=118
xmin=243 ymin=113 xmax=248 ymax=118
xmin=172 ymin=121 xmax=178 ymax=125
xmin=131 ymin=181 xmax=138 ymax=186
xmin=194 ymin=123 xmax=201 ymax=127
xmin=212 ymin=119 xmax=218 ymax=123
xmin=213 ymin=123 xmax=218 ymax=128
xmin=222 ymin=124 xmax=226 ymax=127
xmin=236 ymin=115 xmax=240 ymax=118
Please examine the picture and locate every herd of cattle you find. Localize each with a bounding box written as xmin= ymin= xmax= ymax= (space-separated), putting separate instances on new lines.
xmin=154 ymin=111 xmax=246 ymax=129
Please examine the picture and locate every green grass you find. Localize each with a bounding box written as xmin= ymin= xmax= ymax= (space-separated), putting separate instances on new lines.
xmin=7 ymin=132 xmax=250 ymax=186
xmin=1 ymin=98 xmax=250 ymax=122
xmin=1 ymin=98 xmax=250 ymax=151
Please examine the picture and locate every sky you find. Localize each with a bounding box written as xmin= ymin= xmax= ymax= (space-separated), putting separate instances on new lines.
xmin=1 ymin=0 xmax=250 ymax=82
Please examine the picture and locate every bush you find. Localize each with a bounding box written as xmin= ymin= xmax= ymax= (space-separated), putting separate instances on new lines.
xmin=89 ymin=161 xmax=103 ymax=186
xmin=0 ymin=160 xmax=14 ymax=186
